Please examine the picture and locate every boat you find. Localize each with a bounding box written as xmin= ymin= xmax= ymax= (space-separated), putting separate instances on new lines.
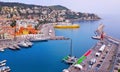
xmin=0 ymin=66 xmax=11 ymax=72
xmin=0 ymin=60 xmax=6 ymax=66
xmin=0 ymin=63 xmax=6 ymax=66
xmin=30 ymin=36 xmax=50 ymax=42
xmin=63 ymin=69 xmax=69 ymax=72
xmin=63 ymin=39 xmax=77 ymax=64
xmin=54 ymin=22 xmax=80 ymax=28
xmin=8 ymin=46 xmax=17 ymax=50
xmin=92 ymin=24 xmax=105 ymax=40
xmin=0 ymin=60 xmax=11 ymax=72
xmin=91 ymin=36 xmax=101 ymax=40
xmin=0 ymin=60 xmax=7 ymax=64
xmin=63 ymin=55 xmax=77 ymax=64
xmin=13 ymin=44 xmax=20 ymax=50
xmin=0 ymin=49 xmax=4 ymax=52
xmin=25 ymin=41 xmax=33 ymax=47
xmin=18 ymin=41 xmax=29 ymax=47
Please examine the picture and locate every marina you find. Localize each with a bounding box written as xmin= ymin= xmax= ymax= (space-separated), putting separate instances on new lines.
xmin=0 ymin=15 xmax=120 ymax=72
xmin=0 ymin=0 xmax=119 ymax=72
xmin=0 ymin=20 xmax=98 ymax=72
xmin=0 ymin=23 xmax=68 ymax=51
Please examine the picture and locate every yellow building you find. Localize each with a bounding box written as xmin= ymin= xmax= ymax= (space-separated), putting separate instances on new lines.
xmin=22 ymin=29 xmax=29 ymax=35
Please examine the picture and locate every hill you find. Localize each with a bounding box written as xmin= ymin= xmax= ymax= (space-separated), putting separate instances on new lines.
xmin=0 ymin=1 xmax=101 ymax=22
xmin=48 ymin=5 xmax=68 ymax=10
xmin=0 ymin=2 xmax=68 ymax=10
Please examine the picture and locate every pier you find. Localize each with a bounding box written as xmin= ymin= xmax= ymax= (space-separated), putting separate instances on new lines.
xmin=63 ymin=25 xmax=120 ymax=72
xmin=63 ymin=37 xmax=120 ymax=72
xmin=39 ymin=23 xmax=69 ymax=40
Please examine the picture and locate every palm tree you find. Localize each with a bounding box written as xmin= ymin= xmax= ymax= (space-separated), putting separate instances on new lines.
xmin=10 ymin=20 xmax=16 ymax=40
xmin=35 ymin=19 xmax=43 ymax=30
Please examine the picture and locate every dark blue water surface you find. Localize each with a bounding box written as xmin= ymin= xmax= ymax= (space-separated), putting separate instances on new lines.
xmin=0 ymin=15 xmax=120 ymax=72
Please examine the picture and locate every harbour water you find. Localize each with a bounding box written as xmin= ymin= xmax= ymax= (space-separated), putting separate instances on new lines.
xmin=0 ymin=14 xmax=120 ymax=72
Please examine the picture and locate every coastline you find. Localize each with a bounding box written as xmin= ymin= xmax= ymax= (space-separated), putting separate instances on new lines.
xmin=69 ymin=18 xmax=101 ymax=22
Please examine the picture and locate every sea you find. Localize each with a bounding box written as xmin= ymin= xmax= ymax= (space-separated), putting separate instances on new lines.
xmin=0 ymin=14 xmax=120 ymax=72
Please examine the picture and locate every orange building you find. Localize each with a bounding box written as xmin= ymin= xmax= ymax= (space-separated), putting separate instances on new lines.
xmin=15 ymin=25 xmax=39 ymax=36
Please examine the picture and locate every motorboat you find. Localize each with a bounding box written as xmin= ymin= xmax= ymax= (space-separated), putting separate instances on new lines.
xmin=91 ymin=36 xmax=101 ymax=40
xmin=0 ymin=60 xmax=7 ymax=64
xmin=0 ymin=63 xmax=6 ymax=66
xmin=25 ymin=41 xmax=33 ymax=47
xmin=18 ymin=41 xmax=29 ymax=47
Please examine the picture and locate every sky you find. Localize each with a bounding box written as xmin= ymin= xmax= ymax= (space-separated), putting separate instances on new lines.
xmin=0 ymin=0 xmax=120 ymax=15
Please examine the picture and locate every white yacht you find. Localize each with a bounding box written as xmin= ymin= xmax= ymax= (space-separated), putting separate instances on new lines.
xmin=0 ymin=49 xmax=4 ymax=52
xmin=0 ymin=60 xmax=7 ymax=64
xmin=30 ymin=36 xmax=50 ymax=42
xmin=25 ymin=41 xmax=33 ymax=46
xmin=0 ymin=63 xmax=6 ymax=66
xmin=18 ymin=41 xmax=29 ymax=47
xmin=13 ymin=44 xmax=20 ymax=49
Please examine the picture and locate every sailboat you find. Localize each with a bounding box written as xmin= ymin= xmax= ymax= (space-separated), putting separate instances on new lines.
xmin=62 ymin=39 xmax=77 ymax=64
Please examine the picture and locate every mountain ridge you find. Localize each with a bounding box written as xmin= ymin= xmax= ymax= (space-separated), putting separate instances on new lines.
xmin=0 ymin=1 xmax=68 ymax=10
xmin=0 ymin=1 xmax=101 ymax=22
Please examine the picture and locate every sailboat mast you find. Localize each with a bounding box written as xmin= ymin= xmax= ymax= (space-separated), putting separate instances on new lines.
xmin=70 ymin=39 xmax=72 ymax=56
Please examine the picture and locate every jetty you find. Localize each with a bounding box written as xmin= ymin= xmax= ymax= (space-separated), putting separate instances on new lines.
xmin=39 ymin=23 xmax=69 ymax=40
xmin=63 ymin=24 xmax=120 ymax=72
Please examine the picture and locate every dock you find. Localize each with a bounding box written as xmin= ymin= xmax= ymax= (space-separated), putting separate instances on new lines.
xmin=63 ymin=25 xmax=120 ymax=72
xmin=40 ymin=23 xmax=69 ymax=40
xmin=63 ymin=36 xmax=120 ymax=72
xmin=0 ymin=23 xmax=68 ymax=51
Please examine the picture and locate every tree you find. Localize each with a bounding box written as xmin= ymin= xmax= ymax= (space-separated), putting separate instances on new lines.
xmin=10 ymin=20 xmax=17 ymax=40
xmin=0 ymin=7 xmax=2 ymax=12
xmin=10 ymin=20 xmax=16 ymax=27
xmin=34 ymin=25 xmax=38 ymax=30
xmin=118 ymin=69 xmax=120 ymax=72
xmin=35 ymin=19 xmax=44 ymax=30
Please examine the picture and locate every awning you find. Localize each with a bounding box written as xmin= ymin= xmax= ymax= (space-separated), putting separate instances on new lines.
xmin=74 ymin=64 xmax=83 ymax=69
xmin=96 ymin=52 xmax=101 ymax=56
